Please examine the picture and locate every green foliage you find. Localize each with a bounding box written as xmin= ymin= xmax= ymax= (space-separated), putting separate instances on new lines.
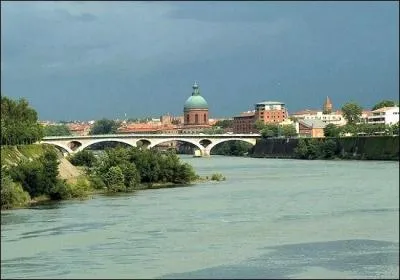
xmin=321 ymin=139 xmax=337 ymax=159
xmin=211 ymin=141 xmax=252 ymax=156
xmin=1 ymin=96 xmax=44 ymax=145
xmin=214 ymin=119 xmax=233 ymax=129
xmin=8 ymin=149 xmax=62 ymax=198
xmin=91 ymin=146 xmax=198 ymax=190
xmin=372 ymin=100 xmax=397 ymax=111
xmin=253 ymin=120 xmax=266 ymax=131
xmin=1 ymin=169 xmax=31 ymax=209
xmin=324 ymin=123 xmax=341 ymax=137
xmin=89 ymin=118 xmax=120 ymax=135
xmin=48 ymin=179 xmax=87 ymax=200
xmin=341 ymin=102 xmax=363 ymax=124
xmin=294 ymin=139 xmax=309 ymax=159
xmin=68 ymin=150 xmax=97 ymax=167
xmin=43 ymin=124 xmax=71 ymax=136
xmin=88 ymin=175 xmax=107 ymax=190
xmin=201 ymin=127 xmax=225 ymax=134
xmin=211 ymin=173 xmax=226 ymax=181
xmin=280 ymin=124 xmax=297 ymax=137
xmin=103 ymin=166 xmax=126 ymax=192
xmin=294 ymin=138 xmax=337 ymax=160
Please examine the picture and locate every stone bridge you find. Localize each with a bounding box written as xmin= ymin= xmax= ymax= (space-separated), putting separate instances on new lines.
xmin=40 ymin=133 xmax=260 ymax=157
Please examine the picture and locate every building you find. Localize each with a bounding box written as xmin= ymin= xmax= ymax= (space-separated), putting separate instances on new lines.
xmin=323 ymin=96 xmax=333 ymax=113
xmin=298 ymin=119 xmax=327 ymax=138
xmin=182 ymin=82 xmax=211 ymax=133
xmin=233 ymin=111 xmax=257 ymax=134
xmin=291 ymin=110 xmax=346 ymax=126
xmin=254 ymin=101 xmax=288 ymax=124
xmin=367 ymin=106 xmax=399 ymax=125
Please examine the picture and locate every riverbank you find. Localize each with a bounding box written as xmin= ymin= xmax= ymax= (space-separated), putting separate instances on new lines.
xmin=1 ymin=145 xmax=226 ymax=210
xmin=250 ymin=136 xmax=399 ymax=161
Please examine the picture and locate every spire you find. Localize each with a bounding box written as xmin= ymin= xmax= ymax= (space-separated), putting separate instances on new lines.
xmin=323 ymin=96 xmax=333 ymax=113
xmin=192 ymin=81 xmax=200 ymax=96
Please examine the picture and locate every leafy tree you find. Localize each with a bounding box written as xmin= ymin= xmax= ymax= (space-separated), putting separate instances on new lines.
xmin=261 ymin=124 xmax=279 ymax=138
xmin=341 ymin=102 xmax=363 ymax=124
xmin=372 ymin=100 xmax=397 ymax=111
xmin=89 ymin=118 xmax=119 ymax=135
xmin=294 ymin=139 xmax=309 ymax=159
xmin=1 ymin=96 xmax=44 ymax=145
xmin=43 ymin=124 xmax=71 ymax=136
xmin=307 ymin=139 xmax=322 ymax=159
xmin=214 ymin=119 xmax=233 ymax=129
xmin=321 ymin=139 xmax=337 ymax=159
xmin=69 ymin=150 xmax=97 ymax=167
xmin=324 ymin=123 xmax=340 ymax=137
xmin=253 ymin=120 xmax=265 ymax=131
xmin=280 ymin=124 xmax=297 ymax=137
xmin=103 ymin=166 xmax=126 ymax=192
xmin=1 ymin=168 xmax=31 ymax=209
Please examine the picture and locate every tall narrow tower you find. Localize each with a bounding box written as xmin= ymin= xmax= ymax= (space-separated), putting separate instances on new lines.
xmin=323 ymin=96 xmax=333 ymax=114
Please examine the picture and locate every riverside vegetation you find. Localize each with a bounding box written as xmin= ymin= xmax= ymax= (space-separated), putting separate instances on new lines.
xmin=1 ymin=96 xmax=225 ymax=210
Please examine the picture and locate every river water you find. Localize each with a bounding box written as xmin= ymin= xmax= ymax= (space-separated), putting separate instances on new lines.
xmin=1 ymin=156 xmax=399 ymax=279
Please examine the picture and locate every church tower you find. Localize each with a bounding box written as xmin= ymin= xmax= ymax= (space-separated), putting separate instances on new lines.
xmin=323 ymin=96 xmax=333 ymax=114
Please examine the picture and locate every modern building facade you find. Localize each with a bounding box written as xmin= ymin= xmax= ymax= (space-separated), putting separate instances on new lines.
xmin=233 ymin=111 xmax=257 ymax=134
xmin=367 ymin=106 xmax=399 ymax=125
xmin=254 ymin=101 xmax=288 ymax=124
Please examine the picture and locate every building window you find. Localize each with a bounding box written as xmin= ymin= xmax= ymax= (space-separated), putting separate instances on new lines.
xmin=186 ymin=114 xmax=190 ymax=123
xmin=195 ymin=114 xmax=198 ymax=124
xmin=204 ymin=114 xmax=206 ymax=123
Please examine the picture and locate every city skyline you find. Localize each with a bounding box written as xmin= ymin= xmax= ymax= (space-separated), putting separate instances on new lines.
xmin=1 ymin=1 xmax=399 ymax=120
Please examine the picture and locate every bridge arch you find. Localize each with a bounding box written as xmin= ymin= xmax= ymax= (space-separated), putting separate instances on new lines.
xmin=41 ymin=142 xmax=73 ymax=154
xmin=149 ymin=138 xmax=203 ymax=151
xmin=77 ymin=139 xmax=136 ymax=153
xmin=206 ymin=138 xmax=256 ymax=154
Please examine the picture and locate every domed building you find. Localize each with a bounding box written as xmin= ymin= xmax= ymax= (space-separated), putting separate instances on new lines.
xmin=183 ymin=82 xmax=210 ymax=130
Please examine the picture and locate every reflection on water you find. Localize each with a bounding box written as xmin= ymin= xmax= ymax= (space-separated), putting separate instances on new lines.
xmin=162 ymin=239 xmax=399 ymax=279
xmin=1 ymin=156 xmax=399 ymax=279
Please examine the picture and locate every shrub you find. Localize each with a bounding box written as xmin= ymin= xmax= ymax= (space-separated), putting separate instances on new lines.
xmin=68 ymin=150 xmax=97 ymax=167
xmin=211 ymin=173 xmax=226 ymax=181
xmin=1 ymin=172 xmax=31 ymax=209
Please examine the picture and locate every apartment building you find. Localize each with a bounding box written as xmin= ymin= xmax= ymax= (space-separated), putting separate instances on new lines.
xmin=367 ymin=106 xmax=399 ymax=125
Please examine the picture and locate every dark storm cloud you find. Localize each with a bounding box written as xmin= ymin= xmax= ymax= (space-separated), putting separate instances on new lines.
xmin=1 ymin=1 xmax=398 ymax=120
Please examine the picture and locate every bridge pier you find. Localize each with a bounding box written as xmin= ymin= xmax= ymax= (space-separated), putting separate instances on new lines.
xmin=201 ymin=149 xmax=211 ymax=157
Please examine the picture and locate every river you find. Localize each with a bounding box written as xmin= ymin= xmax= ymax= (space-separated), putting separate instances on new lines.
xmin=1 ymin=156 xmax=399 ymax=279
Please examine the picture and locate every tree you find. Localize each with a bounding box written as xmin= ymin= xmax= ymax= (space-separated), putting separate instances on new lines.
xmin=324 ymin=123 xmax=340 ymax=137
xmin=341 ymin=102 xmax=362 ymax=124
xmin=103 ymin=166 xmax=126 ymax=192
xmin=1 ymin=96 xmax=44 ymax=145
xmin=69 ymin=150 xmax=97 ymax=167
xmin=214 ymin=119 xmax=233 ymax=129
xmin=372 ymin=100 xmax=397 ymax=111
xmin=43 ymin=124 xmax=71 ymax=136
xmin=280 ymin=124 xmax=297 ymax=137
xmin=253 ymin=120 xmax=265 ymax=131
xmin=294 ymin=139 xmax=309 ymax=159
xmin=89 ymin=119 xmax=119 ymax=135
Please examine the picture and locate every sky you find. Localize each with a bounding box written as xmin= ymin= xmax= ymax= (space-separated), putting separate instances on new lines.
xmin=1 ymin=1 xmax=399 ymax=121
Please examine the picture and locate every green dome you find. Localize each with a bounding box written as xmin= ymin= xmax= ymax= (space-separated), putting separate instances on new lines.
xmin=184 ymin=95 xmax=208 ymax=110
xmin=184 ymin=81 xmax=209 ymax=111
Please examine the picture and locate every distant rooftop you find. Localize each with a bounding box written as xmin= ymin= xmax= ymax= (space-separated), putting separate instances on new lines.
xmin=372 ymin=106 xmax=399 ymax=113
xmin=299 ymin=119 xmax=327 ymax=129
xmin=255 ymin=101 xmax=285 ymax=106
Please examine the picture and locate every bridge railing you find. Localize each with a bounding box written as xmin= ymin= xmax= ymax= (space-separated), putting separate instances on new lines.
xmin=42 ymin=133 xmax=261 ymax=140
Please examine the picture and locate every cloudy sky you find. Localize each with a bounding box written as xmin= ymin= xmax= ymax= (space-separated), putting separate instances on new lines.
xmin=1 ymin=1 xmax=398 ymax=121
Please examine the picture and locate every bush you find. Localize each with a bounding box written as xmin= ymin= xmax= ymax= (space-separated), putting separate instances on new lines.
xmin=89 ymin=175 xmax=107 ymax=190
xmin=211 ymin=173 xmax=226 ymax=181
xmin=68 ymin=150 xmax=97 ymax=167
xmin=49 ymin=178 xmax=92 ymax=200
xmin=1 ymin=172 xmax=31 ymax=209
